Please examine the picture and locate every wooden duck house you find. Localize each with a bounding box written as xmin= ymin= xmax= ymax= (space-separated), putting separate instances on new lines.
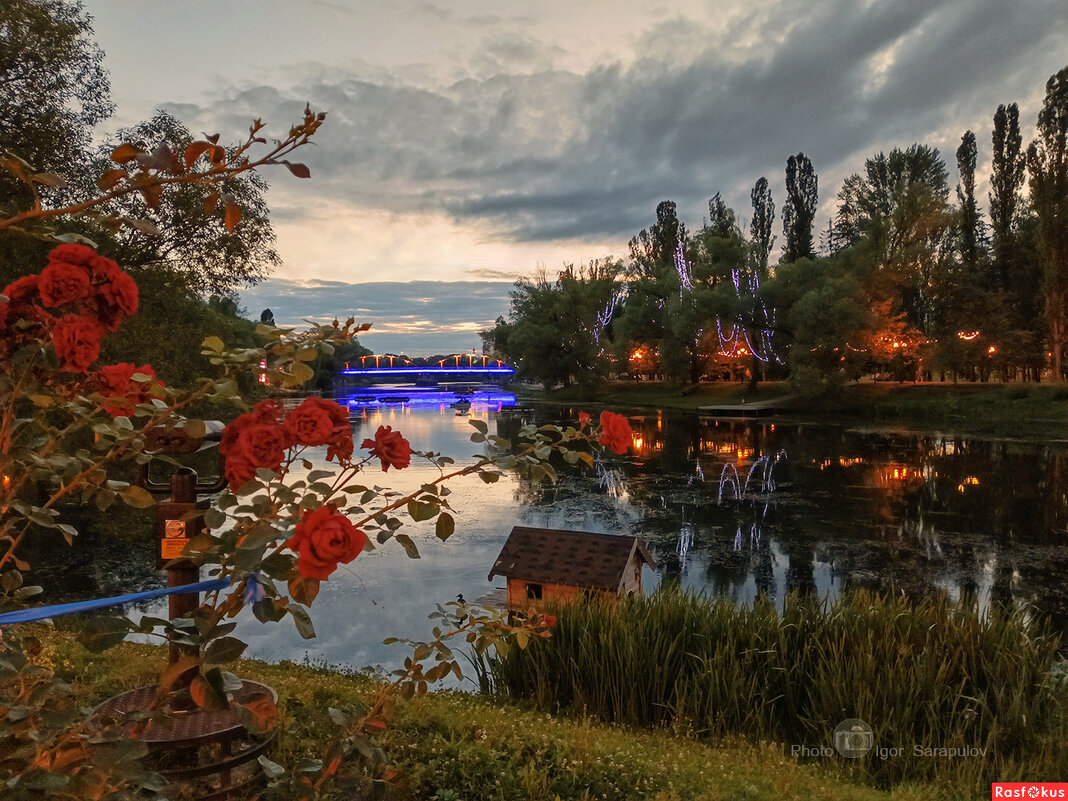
xmin=488 ymin=526 xmax=657 ymax=611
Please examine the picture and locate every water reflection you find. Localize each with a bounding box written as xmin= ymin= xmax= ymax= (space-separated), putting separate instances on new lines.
xmin=23 ymin=404 xmax=1068 ymax=673
xmin=525 ymin=412 xmax=1067 ymax=636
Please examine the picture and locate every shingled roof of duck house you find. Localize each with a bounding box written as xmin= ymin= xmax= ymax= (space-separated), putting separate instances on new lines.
xmin=488 ymin=526 xmax=657 ymax=593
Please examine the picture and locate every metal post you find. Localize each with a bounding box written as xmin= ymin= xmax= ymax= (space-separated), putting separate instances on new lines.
xmin=165 ymin=467 xmax=201 ymax=666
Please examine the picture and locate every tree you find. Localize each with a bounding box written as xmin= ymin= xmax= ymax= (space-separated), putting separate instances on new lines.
xmin=260 ymin=308 xmax=276 ymax=325
xmin=749 ymin=176 xmax=775 ymax=274
xmin=955 ymin=130 xmax=985 ymax=276
xmin=835 ymin=145 xmax=953 ymax=336
xmin=79 ymin=111 xmax=280 ymax=293
xmin=0 ymin=0 xmax=112 ymax=212
xmin=782 ymin=153 xmax=818 ymax=262
xmin=990 ymin=103 xmax=1026 ymax=291
xmin=707 ymin=192 xmax=737 ymax=239
xmin=1027 ymin=66 xmax=1068 ymax=379
xmin=628 ymin=200 xmax=687 ymax=277
xmin=484 ymin=260 xmax=621 ymax=387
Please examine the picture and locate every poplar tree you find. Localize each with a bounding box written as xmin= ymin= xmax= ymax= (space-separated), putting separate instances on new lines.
xmin=749 ymin=176 xmax=775 ymax=274
xmin=782 ymin=153 xmax=818 ymax=262
xmin=1027 ymin=67 xmax=1068 ymax=379
xmin=990 ymin=103 xmax=1025 ymax=290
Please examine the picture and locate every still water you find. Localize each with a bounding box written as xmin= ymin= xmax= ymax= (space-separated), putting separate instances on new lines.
xmin=26 ymin=391 xmax=1068 ymax=675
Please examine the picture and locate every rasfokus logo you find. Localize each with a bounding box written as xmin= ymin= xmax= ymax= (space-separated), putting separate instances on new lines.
xmin=991 ymin=783 xmax=1068 ymax=798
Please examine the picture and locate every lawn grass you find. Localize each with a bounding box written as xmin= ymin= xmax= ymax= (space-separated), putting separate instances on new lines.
xmin=33 ymin=631 xmax=953 ymax=801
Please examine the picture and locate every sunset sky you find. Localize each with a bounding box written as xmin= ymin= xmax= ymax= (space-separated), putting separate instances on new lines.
xmin=83 ymin=0 xmax=1066 ymax=353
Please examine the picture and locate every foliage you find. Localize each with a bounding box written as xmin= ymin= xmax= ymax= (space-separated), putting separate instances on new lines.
xmin=0 ymin=0 xmax=113 ymax=213
xmin=782 ymin=152 xmax=818 ymax=263
xmin=485 ymin=260 xmax=621 ymax=387
xmin=1027 ymin=66 xmax=1068 ymax=380
xmin=488 ymin=588 xmax=1066 ymax=796
xmin=77 ymin=111 xmax=282 ymax=294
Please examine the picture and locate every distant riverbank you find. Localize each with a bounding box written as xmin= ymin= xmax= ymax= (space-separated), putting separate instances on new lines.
xmin=515 ymin=380 xmax=1068 ymax=436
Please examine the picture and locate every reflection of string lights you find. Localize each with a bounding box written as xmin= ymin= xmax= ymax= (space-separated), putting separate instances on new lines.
xmin=957 ymin=331 xmax=980 ymax=341
xmin=819 ymin=457 xmax=865 ymax=470
xmin=882 ymin=464 xmax=924 ymax=483
xmin=957 ymin=476 xmax=979 ymax=493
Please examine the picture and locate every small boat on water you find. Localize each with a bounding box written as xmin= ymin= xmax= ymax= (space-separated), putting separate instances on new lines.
xmin=450 ymin=398 xmax=472 ymax=409
xmin=380 ymin=396 xmax=410 ymax=404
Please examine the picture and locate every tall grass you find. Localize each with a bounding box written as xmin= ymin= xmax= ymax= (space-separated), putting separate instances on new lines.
xmin=488 ymin=589 xmax=1067 ymax=794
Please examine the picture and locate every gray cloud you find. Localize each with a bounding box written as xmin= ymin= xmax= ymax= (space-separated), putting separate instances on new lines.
xmin=238 ymin=279 xmax=513 ymax=355
xmin=170 ymin=0 xmax=1065 ymax=252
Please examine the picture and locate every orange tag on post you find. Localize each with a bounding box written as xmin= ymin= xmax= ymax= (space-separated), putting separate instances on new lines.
xmin=161 ymin=519 xmax=188 ymax=559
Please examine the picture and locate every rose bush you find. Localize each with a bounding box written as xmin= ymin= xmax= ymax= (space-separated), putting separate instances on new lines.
xmin=0 ymin=108 xmax=638 ymax=800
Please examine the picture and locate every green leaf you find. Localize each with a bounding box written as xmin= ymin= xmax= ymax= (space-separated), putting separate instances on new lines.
xmin=203 ymin=636 xmax=247 ymax=666
xmin=76 ymin=615 xmax=130 ymax=653
xmin=394 ymin=533 xmax=420 ymax=559
xmin=407 ymin=499 xmax=438 ymax=522
xmin=289 ymin=606 xmax=316 ymax=639
xmin=182 ymin=418 xmax=207 ymax=440
xmin=290 ymin=362 xmax=315 ymax=383
xmin=202 ymin=336 xmax=224 ymax=353
xmin=435 ymin=512 xmax=455 ymax=542
xmin=119 ymin=485 xmax=155 ymax=508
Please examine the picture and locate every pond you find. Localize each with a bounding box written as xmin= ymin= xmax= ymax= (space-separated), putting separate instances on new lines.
xmin=23 ymin=390 xmax=1068 ymax=678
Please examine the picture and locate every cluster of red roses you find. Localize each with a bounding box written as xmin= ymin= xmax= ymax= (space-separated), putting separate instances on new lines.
xmin=220 ymin=397 xmax=354 ymax=491
xmin=220 ymin=397 xmax=414 ymax=491
xmin=220 ymin=397 xmax=414 ymax=579
xmin=1 ymin=245 xmax=165 ymax=417
xmin=578 ymin=410 xmax=634 ymax=455
xmin=0 ymin=244 xmax=138 ymax=372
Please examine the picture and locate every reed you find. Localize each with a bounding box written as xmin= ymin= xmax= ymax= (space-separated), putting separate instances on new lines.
xmin=488 ymin=589 xmax=1067 ymax=794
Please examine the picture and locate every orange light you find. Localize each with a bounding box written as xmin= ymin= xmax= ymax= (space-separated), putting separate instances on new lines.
xmin=988 ymin=346 xmax=996 ymax=354
xmin=258 ymin=359 xmax=268 ymax=385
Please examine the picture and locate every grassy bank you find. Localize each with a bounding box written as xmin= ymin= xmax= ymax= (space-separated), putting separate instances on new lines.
xmin=35 ymin=632 xmax=947 ymax=801
xmin=488 ymin=590 xmax=1067 ymax=797
xmin=524 ymin=381 xmax=1068 ymax=434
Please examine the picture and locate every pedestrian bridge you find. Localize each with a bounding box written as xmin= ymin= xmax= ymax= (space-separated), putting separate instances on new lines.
xmin=337 ymin=354 xmax=515 ymax=386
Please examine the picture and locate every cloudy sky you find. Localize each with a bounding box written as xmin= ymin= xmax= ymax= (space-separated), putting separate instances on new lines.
xmin=83 ymin=0 xmax=1065 ymax=353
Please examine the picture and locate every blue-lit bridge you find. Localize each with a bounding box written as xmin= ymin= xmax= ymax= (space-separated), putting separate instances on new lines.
xmin=336 ymin=354 xmax=515 ymax=387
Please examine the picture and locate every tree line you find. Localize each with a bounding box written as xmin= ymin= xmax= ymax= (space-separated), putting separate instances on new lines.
xmin=484 ymin=66 xmax=1068 ymax=389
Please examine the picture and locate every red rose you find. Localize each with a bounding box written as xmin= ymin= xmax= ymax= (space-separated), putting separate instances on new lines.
xmin=237 ymin=423 xmax=288 ymax=471
xmin=221 ymin=401 xmax=282 ymax=454
xmin=47 ymin=243 xmax=97 ymax=268
xmin=224 ymin=454 xmax=257 ymax=492
xmin=598 ymin=411 xmax=632 ymax=455
xmin=220 ymin=402 xmax=289 ymax=490
xmin=52 ymin=314 xmax=104 ymax=372
xmin=288 ymin=505 xmax=367 ymax=580
xmin=361 ymin=425 xmax=411 ymax=471
xmin=282 ymin=397 xmax=353 ymax=464
xmin=97 ymin=363 xmax=163 ymax=417
xmin=93 ymin=268 xmax=138 ymax=331
xmin=2 ymin=275 xmax=40 ymax=304
xmin=39 ymin=260 xmax=92 ymax=307
xmin=578 ymin=412 xmax=591 ymax=429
